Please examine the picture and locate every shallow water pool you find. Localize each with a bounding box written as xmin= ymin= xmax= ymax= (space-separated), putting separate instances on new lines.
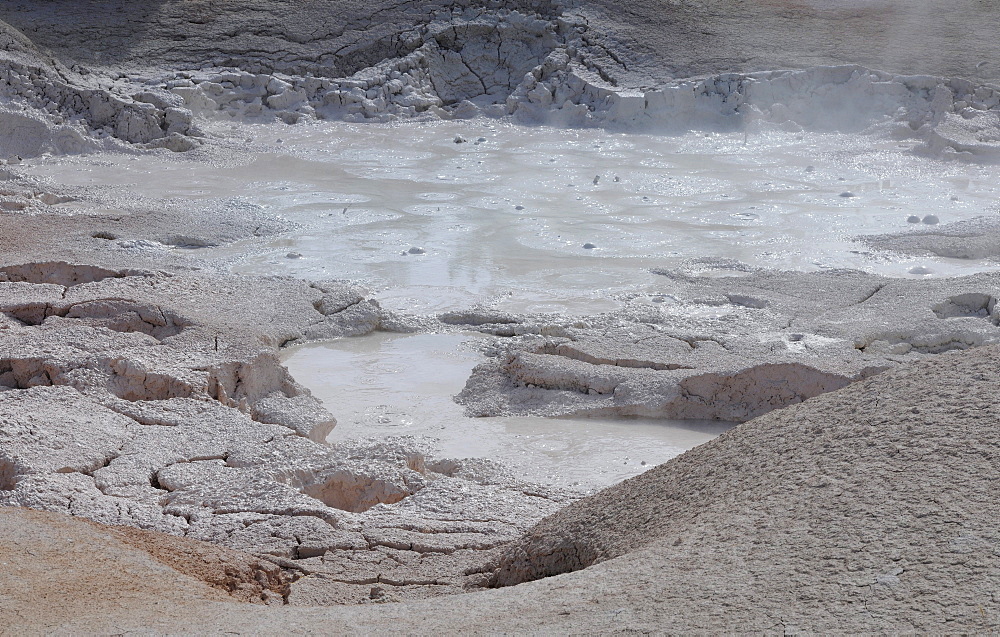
xmin=282 ymin=332 xmax=732 ymax=489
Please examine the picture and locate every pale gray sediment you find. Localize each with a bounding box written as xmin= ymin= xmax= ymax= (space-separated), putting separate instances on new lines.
xmin=1 ymin=0 xmax=1000 ymax=631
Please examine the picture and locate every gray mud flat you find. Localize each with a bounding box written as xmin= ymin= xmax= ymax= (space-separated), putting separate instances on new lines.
xmin=1 ymin=0 xmax=1000 ymax=632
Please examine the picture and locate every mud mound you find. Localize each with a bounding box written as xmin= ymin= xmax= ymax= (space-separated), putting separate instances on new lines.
xmin=491 ymin=343 xmax=1000 ymax=628
xmin=107 ymin=522 xmax=292 ymax=604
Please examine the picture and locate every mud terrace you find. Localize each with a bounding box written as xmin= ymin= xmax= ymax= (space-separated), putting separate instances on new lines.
xmin=456 ymin=268 xmax=1000 ymax=421
xmin=2 ymin=0 xmax=1000 ymax=633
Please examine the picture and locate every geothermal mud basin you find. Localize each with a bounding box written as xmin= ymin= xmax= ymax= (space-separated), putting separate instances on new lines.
xmin=22 ymin=118 xmax=1000 ymax=487
xmin=32 ymin=120 xmax=1000 ymax=303
xmin=4 ymin=0 xmax=1000 ymax=629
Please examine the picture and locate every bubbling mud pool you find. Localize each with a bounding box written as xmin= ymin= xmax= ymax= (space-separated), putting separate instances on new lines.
xmin=25 ymin=118 xmax=1000 ymax=487
xmin=29 ymin=119 xmax=1000 ymax=312
xmin=246 ymin=121 xmax=999 ymax=313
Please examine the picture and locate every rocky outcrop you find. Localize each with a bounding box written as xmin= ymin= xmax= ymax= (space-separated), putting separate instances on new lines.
xmin=2 ymin=2 xmax=1000 ymax=157
xmin=0 ymin=18 xmax=198 ymax=156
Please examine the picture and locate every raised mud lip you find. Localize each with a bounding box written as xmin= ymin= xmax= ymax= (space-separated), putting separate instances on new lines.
xmin=861 ymin=215 xmax=1000 ymax=260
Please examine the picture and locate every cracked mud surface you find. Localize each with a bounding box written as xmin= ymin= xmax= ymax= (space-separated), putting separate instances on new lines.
xmin=6 ymin=344 xmax=1000 ymax=633
xmin=1 ymin=0 xmax=1000 ymax=633
xmin=0 ymin=262 xmax=574 ymax=605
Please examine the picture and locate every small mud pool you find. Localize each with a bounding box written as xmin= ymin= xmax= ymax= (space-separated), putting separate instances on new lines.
xmin=282 ymin=332 xmax=732 ymax=489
